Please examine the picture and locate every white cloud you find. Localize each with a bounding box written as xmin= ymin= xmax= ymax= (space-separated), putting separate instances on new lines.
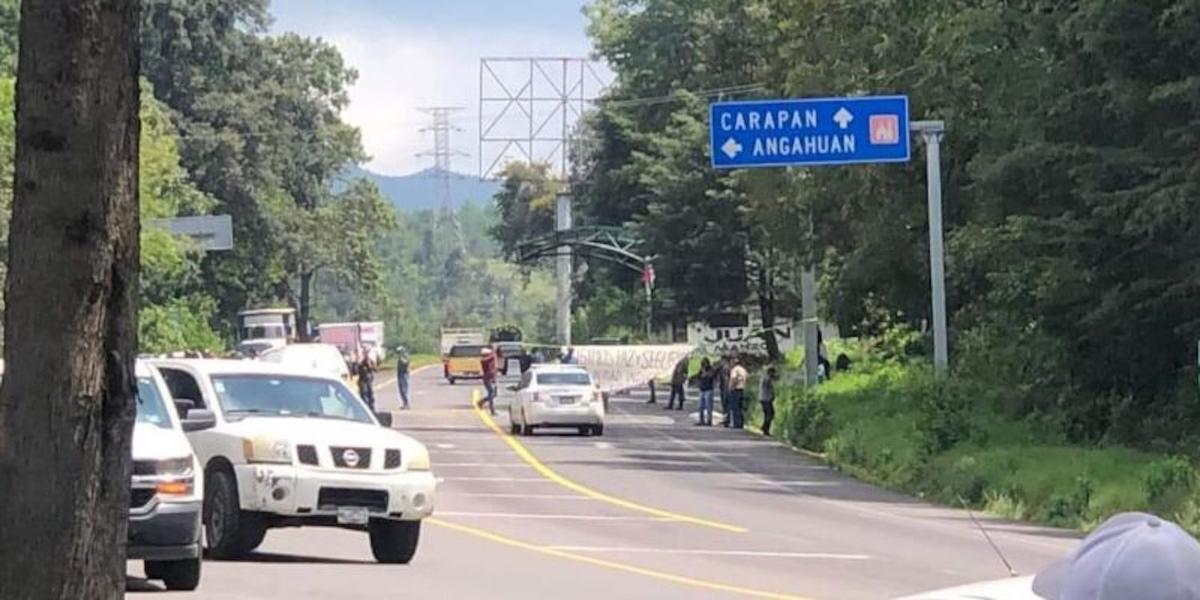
xmin=320 ymin=22 xmax=604 ymax=176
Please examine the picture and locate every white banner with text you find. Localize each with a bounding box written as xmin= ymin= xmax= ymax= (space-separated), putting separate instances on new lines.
xmin=572 ymin=344 xmax=694 ymax=394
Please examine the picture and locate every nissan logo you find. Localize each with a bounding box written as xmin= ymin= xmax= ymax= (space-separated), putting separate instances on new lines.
xmin=342 ymin=449 xmax=360 ymax=467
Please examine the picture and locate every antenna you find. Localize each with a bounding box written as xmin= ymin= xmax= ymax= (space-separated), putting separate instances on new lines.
xmin=959 ymin=497 xmax=1018 ymax=577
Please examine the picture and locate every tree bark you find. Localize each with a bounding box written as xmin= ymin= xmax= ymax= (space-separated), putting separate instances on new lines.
xmin=0 ymin=1 xmax=140 ymax=599
xmin=756 ymin=266 xmax=781 ymax=362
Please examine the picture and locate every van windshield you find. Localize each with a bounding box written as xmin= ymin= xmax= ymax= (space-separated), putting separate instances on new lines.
xmin=136 ymin=376 xmax=172 ymax=429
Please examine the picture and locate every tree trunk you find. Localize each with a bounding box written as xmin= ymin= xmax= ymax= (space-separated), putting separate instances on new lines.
xmin=756 ymin=266 xmax=781 ymax=362
xmin=298 ymin=269 xmax=314 ymax=341
xmin=0 ymin=1 xmax=140 ymax=599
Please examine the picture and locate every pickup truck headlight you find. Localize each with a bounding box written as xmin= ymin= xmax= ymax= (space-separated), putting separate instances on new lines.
xmin=151 ymin=456 xmax=195 ymax=498
xmin=406 ymin=446 xmax=431 ymax=471
xmin=242 ymin=437 xmax=293 ymax=464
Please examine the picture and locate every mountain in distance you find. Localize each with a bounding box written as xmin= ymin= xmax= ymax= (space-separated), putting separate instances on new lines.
xmin=343 ymin=164 xmax=500 ymax=212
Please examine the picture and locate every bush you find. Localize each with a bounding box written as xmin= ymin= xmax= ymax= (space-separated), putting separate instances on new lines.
xmin=913 ymin=376 xmax=979 ymax=455
xmin=776 ymin=386 xmax=833 ymax=451
xmin=1144 ymin=456 xmax=1196 ymax=512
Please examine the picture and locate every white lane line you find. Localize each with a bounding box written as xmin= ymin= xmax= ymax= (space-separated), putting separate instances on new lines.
xmin=759 ymin=480 xmax=840 ymax=487
xmin=440 ymin=477 xmax=557 ymax=482
xmin=435 ymin=463 xmax=529 ymax=467
xmin=544 ymin=546 xmax=871 ymax=560
xmin=435 ymin=443 xmax=456 ymax=449
xmin=437 ymin=511 xmax=671 ymax=522
xmin=445 ymin=493 xmax=595 ymax=500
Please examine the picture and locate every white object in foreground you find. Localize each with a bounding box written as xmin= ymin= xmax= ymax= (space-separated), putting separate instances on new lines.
xmin=149 ymin=359 xmax=435 ymax=564
xmin=894 ymin=576 xmax=1038 ymax=600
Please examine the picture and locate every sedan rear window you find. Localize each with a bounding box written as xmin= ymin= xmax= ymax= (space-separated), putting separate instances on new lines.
xmin=536 ymin=372 xmax=592 ymax=386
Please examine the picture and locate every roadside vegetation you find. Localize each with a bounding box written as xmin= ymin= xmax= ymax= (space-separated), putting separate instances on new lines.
xmin=758 ymin=328 xmax=1200 ymax=536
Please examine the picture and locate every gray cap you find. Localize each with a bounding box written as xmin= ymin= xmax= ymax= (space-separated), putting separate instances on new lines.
xmin=1033 ymin=512 xmax=1200 ymax=600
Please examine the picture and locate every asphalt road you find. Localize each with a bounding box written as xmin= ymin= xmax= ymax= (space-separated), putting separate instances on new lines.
xmin=127 ymin=364 xmax=1078 ymax=599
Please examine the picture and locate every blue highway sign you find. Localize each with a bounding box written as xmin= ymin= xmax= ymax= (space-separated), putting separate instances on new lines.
xmin=710 ymin=95 xmax=911 ymax=169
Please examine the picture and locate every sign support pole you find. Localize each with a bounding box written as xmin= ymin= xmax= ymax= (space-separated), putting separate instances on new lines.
xmin=556 ymin=191 xmax=573 ymax=346
xmin=912 ymin=120 xmax=948 ymax=375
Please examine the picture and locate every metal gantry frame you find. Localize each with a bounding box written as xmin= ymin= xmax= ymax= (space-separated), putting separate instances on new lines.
xmin=478 ymin=57 xmax=609 ymax=180
xmin=515 ymin=226 xmax=652 ymax=274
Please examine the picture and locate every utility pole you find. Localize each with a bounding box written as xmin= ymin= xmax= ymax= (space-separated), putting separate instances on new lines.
xmin=556 ymin=191 xmax=573 ymax=346
xmin=417 ymin=106 xmax=468 ymax=248
xmin=912 ymin=120 xmax=949 ymax=375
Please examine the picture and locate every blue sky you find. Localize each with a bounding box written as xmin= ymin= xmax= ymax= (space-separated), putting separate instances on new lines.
xmin=271 ymin=0 xmax=604 ymax=176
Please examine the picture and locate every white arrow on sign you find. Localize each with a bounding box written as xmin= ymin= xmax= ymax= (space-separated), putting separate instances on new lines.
xmin=721 ymin=137 xmax=743 ymax=159
xmin=833 ymin=107 xmax=854 ymax=129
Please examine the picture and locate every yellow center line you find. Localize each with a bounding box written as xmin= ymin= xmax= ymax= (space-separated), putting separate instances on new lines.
xmin=428 ymin=517 xmax=811 ymax=600
xmin=469 ymin=388 xmax=747 ymax=533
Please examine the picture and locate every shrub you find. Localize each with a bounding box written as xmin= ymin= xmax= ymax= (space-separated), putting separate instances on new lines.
xmin=913 ymin=376 xmax=978 ymax=455
xmin=779 ymin=388 xmax=833 ymax=451
xmin=1144 ymin=456 xmax=1197 ymax=512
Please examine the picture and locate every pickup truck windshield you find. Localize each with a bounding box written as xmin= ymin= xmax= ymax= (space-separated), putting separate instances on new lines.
xmin=136 ymin=376 xmax=172 ymax=429
xmin=211 ymin=375 xmax=372 ymax=423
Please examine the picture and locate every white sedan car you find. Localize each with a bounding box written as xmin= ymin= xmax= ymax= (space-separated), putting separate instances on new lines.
xmin=508 ymin=364 xmax=604 ymax=436
xmin=150 ymin=359 xmax=435 ymax=564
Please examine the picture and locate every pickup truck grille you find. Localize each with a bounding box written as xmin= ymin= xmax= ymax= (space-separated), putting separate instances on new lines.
xmin=330 ymin=446 xmax=371 ymax=469
xmin=317 ymin=488 xmax=388 ymax=512
xmin=130 ymin=488 xmax=155 ymax=509
xmin=297 ymin=444 xmax=319 ymax=466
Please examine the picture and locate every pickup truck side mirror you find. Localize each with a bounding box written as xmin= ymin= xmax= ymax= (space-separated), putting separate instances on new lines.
xmin=181 ymin=409 xmax=216 ymax=432
xmin=375 ymin=411 xmax=394 ymax=428
xmin=173 ymin=398 xmax=197 ymax=419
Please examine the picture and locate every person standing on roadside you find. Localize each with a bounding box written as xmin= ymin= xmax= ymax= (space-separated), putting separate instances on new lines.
xmin=479 ymin=347 xmax=498 ymax=415
xmin=560 ymin=346 xmax=576 ymax=364
xmin=696 ymin=358 xmax=716 ymax=426
xmin=759 ymin=366 xmax=777 ymax=436
xmin=728 ymin=357 xmax=748 ymax=429
xmin=666 ymin=357 xmax=688 ymax=410
xmin=395 ymin=345 xmax=411 ymax=410
xmin=717 ymin=356 xmax=732 ymax=427
xmin=356 ymin=350 xmax=377 ymax=410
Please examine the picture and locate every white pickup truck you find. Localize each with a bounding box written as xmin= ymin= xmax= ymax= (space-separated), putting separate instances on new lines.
xmin=150 ymin=359 xmax=436 ymax=563
xmin=130 ymin=361 xmax=214 ymax=590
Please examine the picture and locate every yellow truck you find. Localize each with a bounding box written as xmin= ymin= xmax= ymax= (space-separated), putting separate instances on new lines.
xmin=444 ymin=343 xmax=486 ymax=384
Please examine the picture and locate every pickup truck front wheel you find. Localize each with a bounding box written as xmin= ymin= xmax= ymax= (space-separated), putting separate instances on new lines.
xmin=369 ymin=518 xmax=421 ymax=564
xmin=147 ymin=558 xmax=201 ymax=591
xmin=204 ymin=469 xmax=266 ymax=559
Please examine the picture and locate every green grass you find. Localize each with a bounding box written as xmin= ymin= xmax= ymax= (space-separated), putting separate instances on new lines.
xmin=378 ymin=353 xmax=441 ymax=372
xmin=756 ymin=359 xmax=1200 ymax=535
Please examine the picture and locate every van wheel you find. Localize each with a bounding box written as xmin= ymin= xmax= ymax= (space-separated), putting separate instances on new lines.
xmin=149 ymin=558 xmax=201 ymax=591
xmin=204 ymin=469 xmax=265 ymax=559
xmin=592 ymin=425 xmax=604 ymax=437
xmin=369 ymin=519 xmax=421 ymax=564
xmin=448 ymin=378 xmax=456 ymax=385
xmin=510 ymin=420 xmax=520 ymax=435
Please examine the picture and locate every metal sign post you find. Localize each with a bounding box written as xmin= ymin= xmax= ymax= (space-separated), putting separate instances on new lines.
xmin=912 ymin=121 xmax=948 ymax=374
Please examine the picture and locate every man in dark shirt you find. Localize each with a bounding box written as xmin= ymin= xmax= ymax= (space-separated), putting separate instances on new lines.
xmin=395 ymin=346 xmax=411 ymax=410
xmin=666 ymin=357 xmax=689 ymax=410
xmin=356 ymin=352 xmax=376 ymax=410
